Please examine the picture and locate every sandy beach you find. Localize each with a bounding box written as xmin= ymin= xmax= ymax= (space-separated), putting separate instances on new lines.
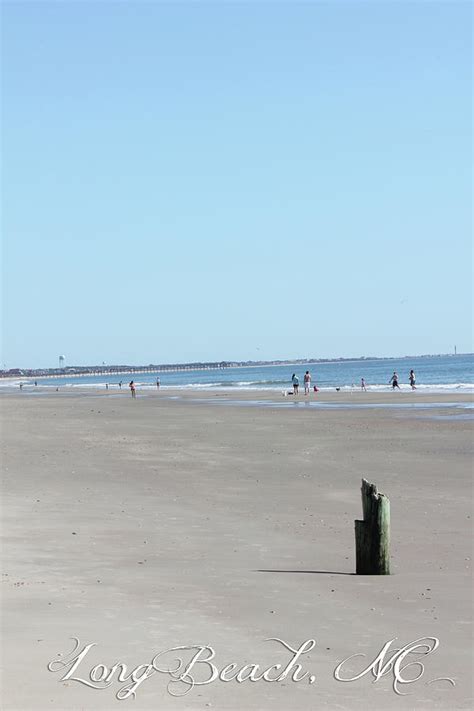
xmin=1 ymin=389 xmax=472 ymax=710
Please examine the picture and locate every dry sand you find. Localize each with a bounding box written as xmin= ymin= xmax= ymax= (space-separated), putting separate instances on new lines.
xmin=1 ymin=389 xmax=473 ymax=710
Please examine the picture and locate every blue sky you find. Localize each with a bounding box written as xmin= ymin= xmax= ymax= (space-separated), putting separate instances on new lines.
xmin=2 ymin=1 xmax=472 ymax=368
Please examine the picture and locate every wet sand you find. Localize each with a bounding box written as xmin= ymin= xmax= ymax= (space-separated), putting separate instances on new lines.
xmin=1 ymin=390 xmax=473 ymax=710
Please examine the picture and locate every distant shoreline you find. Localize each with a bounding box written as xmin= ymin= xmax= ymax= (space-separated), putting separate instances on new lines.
xmin=1 ymin=352 xmax=471 ymax=381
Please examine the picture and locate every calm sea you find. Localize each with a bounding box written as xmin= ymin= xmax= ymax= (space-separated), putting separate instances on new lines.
xmin=6 ymin=354 xmax=473 ymax=393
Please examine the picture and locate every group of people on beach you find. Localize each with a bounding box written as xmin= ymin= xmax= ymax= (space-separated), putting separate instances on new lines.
xmin=18 ymin=370 xmax=418 ymax=395
xmin=290 ymin=369 xmax=417 ymax=394
xmin=389 ymin=370 xmax=417 ymax=390
xmin=290 ymin=371 xmax=316 ymax=395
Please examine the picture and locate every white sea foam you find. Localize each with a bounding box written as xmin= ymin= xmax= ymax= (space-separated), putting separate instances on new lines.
xmin=1 ymin=379 xmax=472 ymax=394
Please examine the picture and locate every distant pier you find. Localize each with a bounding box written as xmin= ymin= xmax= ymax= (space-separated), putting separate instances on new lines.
xmin=0 ymin=362 xmax=231 ymax=380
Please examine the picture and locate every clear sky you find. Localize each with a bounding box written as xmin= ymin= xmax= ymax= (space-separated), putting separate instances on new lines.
xmin=2 ymin=1 xmax=472 ymax=368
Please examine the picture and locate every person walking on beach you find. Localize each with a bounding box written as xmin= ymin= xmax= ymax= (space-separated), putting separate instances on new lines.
xmin=129 ymin=380 xmax=136 ymax=398
xmin=389 ymin=372 xmax=401 ymax=390
xmin=291 ymin=373 xmax=299 ymax=394
xmin=361 ymin=378 xmax=367 ymax=391
xmin=304 ymin=371 xmax=311 ymax=395
xmin=156 ymin=378 xmax=160 ymax=389
xmin=118 ymin=381 xmax=122 ymax=389
xmin=409 ymin=370 xmax=416 ymax=390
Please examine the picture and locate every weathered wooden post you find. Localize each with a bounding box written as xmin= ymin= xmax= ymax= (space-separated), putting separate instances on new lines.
xmin=355 ymin=479 xmax=390 ymax=574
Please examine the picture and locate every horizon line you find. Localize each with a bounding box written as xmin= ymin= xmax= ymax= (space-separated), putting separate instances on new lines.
xmin=2 ymin=351 xmax=471 ymax=374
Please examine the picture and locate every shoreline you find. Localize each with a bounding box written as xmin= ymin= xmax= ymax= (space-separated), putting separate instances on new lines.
xmin=2 ymin=386 xmax=473 ymax=401
xmin=2 ymin=353 xmax=471 ymax=383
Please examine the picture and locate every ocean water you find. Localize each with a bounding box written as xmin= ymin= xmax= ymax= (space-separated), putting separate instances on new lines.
xmin=4 ymin=354 xmax=473 ymax=393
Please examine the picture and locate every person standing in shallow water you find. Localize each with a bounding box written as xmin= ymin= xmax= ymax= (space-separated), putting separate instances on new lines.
xmin=361 ymin=378 xmax=367 ymax=391
xmin=409 ymin=370 xmax=416 ymax=390
xmin=304 ymin=371 xmax=311 ymax=395
xmin=129 ymin=381 xmax=136 ymax=398
xmin=291 ymin=373 xmax=299 ymax=394
xmin=389 ymin=372 xmax=401 ymax=390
